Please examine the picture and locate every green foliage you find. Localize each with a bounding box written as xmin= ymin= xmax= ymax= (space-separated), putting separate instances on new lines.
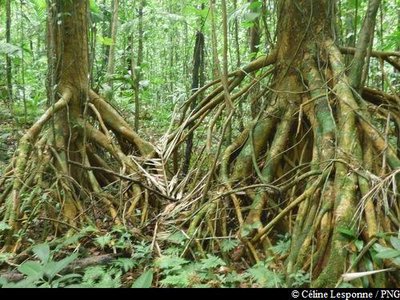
xmin=0 ymin=243 xmax=79 ymax=288
xmin=288 ymin=270 xmax=310 ymax=288
xmin=269 ymin=234 xmax=291 ymax=255
xmin=220 ymin=238 xmax=239 ymax=252
xmin=93 ymin=225 xmax=135 ymax=252
xmin=0 ymin=41 xmax=22 ymax=58
xmin=337 ymin=226 xmax=358 ymax=239
xmin=155 ymin=255 xmax=189 ymax=274
xmin=373 ymin=237 xmax=400 ymax=266
xmin=131 ymin=269 xmax=153 ymax=288
xmin=245 ymin=259 xmax=284 ymax=288
xmin=199 ymin=254 xmax=226 ymax=269
xmin=72 ymin=265 xmax=122 ymax=288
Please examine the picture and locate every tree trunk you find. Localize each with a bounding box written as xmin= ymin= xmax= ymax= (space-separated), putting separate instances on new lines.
xmin=105 ymin=0 xmax=119 ymax=100
xmin=6 ymin=0 xmax=13 ymax=107
xmin=1 ymin=0 xmax=154 ymax=250
xmin=134 ymin=0 xmax=144 ymax=132
xmin=183 ymin=31 xmax=205 ymax=176
xmin=177 ymin=0 xmax=398 ymax=287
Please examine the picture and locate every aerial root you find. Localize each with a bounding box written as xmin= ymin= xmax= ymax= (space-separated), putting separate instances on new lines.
xmin=0 ymin=90 xmax=166 ymax=251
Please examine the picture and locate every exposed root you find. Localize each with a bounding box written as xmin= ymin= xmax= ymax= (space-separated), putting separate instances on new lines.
xmin=1 ymin=42 xmax=399 ymax=288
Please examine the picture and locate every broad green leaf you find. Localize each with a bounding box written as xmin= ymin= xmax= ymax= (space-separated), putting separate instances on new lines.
xmin=32 ymin=243 xmax=50 ymax=263
xmin=390 ymin=237 xmax=400 ymax=251
xmin=392 ymin=256 xmax=400 ymax=266
xmin=375 ymin=249 xmax=400 ymax=259
xmin=131 ymin=269 xmax=153 ymax=288
xmin=52 ymin=273 xmax=82 ymax=287
xmin=2 ymin=276 xmax=38 ymax=288
xmin=44 ymin=252 xmax=78 ymax=279
xmin=355 ymin=240 xmax=364 ymax=252
xmin=18 ymin=261 xmax=43 ymax=278
xmin=373 ymin=243 xmax=392 ymax=253
xmin=337 ymin=227 xmax=357 ymax=239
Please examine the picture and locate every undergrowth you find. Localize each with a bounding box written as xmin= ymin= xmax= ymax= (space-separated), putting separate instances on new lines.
xmin=0 ymin=225 xmax=315 ymax=288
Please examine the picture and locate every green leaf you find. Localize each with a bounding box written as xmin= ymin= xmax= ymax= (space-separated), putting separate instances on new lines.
xmin=32 ymin=243 xmax=50 ymax=263
xmin=2 ymin=277 xmax=38 ymax=288
xmin=52 ymin=273 xmax=82 ymax=287
xmin=390 ymin=237 xmax=400 ymax=251
xmin=373 ymin=243 xmax=392 ymax=253
xmin=375 ymin=249 xmax=400 ymax=259
xmin=132 ymin=269 xmax=153 ymax=288
xmin=18 ymin=261 xmax=43 ymax=278
xmin=355 ymin=240 xmax=364 ymax=252
xmin=392 ymin=256 xmax=400 ymax=266
xmin=337 ymin=227 xmax=357 ymax=239
xmin=44 ymin=252 xmax=78 ymax=279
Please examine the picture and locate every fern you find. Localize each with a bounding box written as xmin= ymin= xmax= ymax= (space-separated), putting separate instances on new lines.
xmin=224 ymin=271 xmax=246 ymax=287
xmin=155 ymin=255 xmax=189 ymax=274
xmin=220 ymin=239 xmax=239 ymax=252
xmin=78 ymin=266 xmax=122 ymax=288
xmin=95 ymin=234 xmax=113 ymax=249
xmin=160 ymin=273 xmax=190 ymax=287
xmin=289 ymin=270 xmax=310 ymax=287
xmin=245 ymin=261 xmax=284 ymax=288
xmin=200 ymin=254 xmax=226 ymax=270
xmin=113 ymin=258 xmax=137 ymax=272
xmin=269 ymin=234 xmax=291 ymax=256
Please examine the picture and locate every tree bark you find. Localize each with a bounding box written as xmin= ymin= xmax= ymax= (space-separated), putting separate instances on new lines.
xmin=105 ymin=0 xmax=119 ymax=99
xmin=6 ymin=0 xmax=13 ymax=106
